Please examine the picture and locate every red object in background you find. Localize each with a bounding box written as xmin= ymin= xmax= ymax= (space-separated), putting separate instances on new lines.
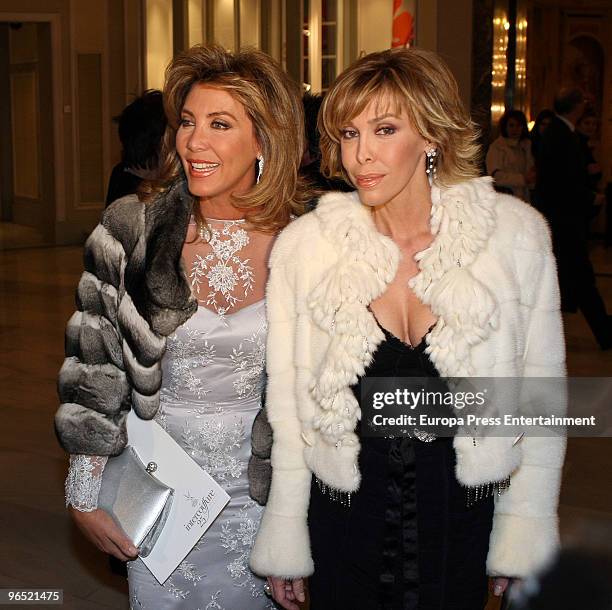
xmin=392 ymin=0 xmax=415 ymax=48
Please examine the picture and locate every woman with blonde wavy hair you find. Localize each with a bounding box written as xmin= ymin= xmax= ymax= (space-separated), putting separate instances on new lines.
xmin=55 ymin=44 xmax=306 ymax=608
xmin=251 ymin=48 xmax=566 ymax=609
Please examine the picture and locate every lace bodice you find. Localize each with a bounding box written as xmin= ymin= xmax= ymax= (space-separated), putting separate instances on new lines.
xmin=65 ymin=218 xmax=273 ymax=511
xmin=183 ymin=217 xmax=275 ymax=320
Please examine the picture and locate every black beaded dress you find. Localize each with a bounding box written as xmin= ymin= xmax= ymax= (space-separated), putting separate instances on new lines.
xmin=307 ymin=320 xmax=494 ymax=610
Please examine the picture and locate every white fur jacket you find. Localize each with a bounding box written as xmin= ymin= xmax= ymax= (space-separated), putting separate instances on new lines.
xmin=250 ymin=176 xmax=566 ymax=580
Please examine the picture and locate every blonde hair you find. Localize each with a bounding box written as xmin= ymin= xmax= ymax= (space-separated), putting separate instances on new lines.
xmin=144 ymin=44 xmax=308 ymax=233
xmin=319 ymin=48 xmax=481 ymax=187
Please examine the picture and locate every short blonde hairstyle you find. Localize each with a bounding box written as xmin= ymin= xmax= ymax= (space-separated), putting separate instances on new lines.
xmin=319 ymin=48 xmax=481 ymax=187
xmin=145 ymin=44 xmax=308 ymax=233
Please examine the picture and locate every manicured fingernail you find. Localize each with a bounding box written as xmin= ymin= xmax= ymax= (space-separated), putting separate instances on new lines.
xmin=128 ymin=545 xmax=138 ymax=554
xmin=494 ymin=584 xmax=503 ymax=596
xmin=298 ymin=593 xmax=305 ymax=602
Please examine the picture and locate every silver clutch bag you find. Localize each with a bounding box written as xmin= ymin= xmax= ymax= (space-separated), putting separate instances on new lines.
xmin=98 ymin=446 xmax=174 ymax=557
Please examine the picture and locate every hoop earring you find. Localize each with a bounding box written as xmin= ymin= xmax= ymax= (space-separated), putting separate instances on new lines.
xmin=256 ymin=154 xmax=264 ymax=184
xmin=425 ymin=146 xmax=437 ymax=178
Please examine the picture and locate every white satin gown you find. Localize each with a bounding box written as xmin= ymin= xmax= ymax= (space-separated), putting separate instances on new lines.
xmin=66 ymin=218 xmax=277 ymax=610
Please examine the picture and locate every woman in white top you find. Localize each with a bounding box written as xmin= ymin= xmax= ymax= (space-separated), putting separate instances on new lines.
xmin=486 ymin=109 xmax=536 ymax=202
xmin=251 ymin=48 xmax=565 ymax=610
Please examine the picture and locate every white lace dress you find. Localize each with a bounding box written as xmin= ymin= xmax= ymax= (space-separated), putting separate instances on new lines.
xmin=65 ymin=218 xmax=277 ymax=610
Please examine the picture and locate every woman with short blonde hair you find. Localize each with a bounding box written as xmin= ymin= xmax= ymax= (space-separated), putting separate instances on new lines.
xmin=251 ymin=48 xmax=565 ymax=609
xmin=57 ymin=44 xmax=305 ymax=609
xmin=318 ymin=47 xmax=481 ymax=187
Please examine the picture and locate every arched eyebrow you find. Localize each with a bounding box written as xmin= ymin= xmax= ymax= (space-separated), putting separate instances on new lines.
xmin=207 ymin=111 xmax=238 ymax=121
xmin=368 ymin=113 xmax=401 ymax=124
xmin=180 ymin=108 xmax=239 ymax=121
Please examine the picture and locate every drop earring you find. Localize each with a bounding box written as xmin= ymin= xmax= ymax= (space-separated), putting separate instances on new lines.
xmin=425 ymin=145 xmax=437 ymax=179
xmin=256 ymin=154 xmax=264 ymax=184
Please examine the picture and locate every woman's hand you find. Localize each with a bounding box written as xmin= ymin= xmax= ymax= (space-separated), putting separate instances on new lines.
xmin=69 ymin=506 xmax=139 ymax=561
xmin=266 ymin=576 xmax=305 ymax=610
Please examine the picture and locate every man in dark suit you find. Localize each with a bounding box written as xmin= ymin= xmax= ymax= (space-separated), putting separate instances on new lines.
xmin=535 ymin=88 xmax=610 ymax=349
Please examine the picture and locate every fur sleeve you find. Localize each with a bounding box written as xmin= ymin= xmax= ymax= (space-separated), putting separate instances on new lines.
xmin=249 ymin=253 xmax=315 ymax=578
xmin=487 ymin=213 xmax=567 ymax=577
xmin=54 ymin=222 xmax=132 ymax=456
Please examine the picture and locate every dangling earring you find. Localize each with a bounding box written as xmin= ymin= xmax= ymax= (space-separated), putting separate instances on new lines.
xmin=256 ymin=154 xmax=264 ymax=184
xmin=425 ymin=145 xmax=437 ymax=179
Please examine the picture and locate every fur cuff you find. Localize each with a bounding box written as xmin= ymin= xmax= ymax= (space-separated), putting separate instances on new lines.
xmin=250 ymin=511 xmax=314 ymax=578
xmin=304 ymin=441 xmax=361 ymax=492
xmin=487 ymin=512 xmax=560 ymax=578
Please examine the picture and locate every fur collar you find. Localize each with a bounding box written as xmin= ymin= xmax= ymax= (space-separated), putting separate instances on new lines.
xmin=410 ymin=177 xmax=499 ymax=376
xmin=307 ymin=191 xmax=400 ymax=448
xmin=307 ymin=177 xmax=498 ymax=448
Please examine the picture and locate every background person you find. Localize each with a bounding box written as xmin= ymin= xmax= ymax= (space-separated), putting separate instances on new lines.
xmin=486 ymin=109 xmax=535 ymax=202
xmin=529 ymin=109 xmax=555 ymax=210
xmin=535 ymin=88 xmax=611 ymax=349
xmin=576 ymin=109 xmax=604 ymax=225
xmin=576 ymin=109 xmax=603 ymax=189
xmin=300 ymin=91 xmax=353 ymax=208
xmin=530 ymin=109 xmax=555 ymax=163
xmin=250 ymin=48 xmax=566 ymax=610
xmin=55 ymin=44 xmax=307 ymax=609
xmin=105 ymin=89 xmax=167 ymax=206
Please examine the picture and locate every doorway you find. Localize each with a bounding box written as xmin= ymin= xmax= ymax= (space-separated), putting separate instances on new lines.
xmin=0 ymin=21 xmax=55 ymax=249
